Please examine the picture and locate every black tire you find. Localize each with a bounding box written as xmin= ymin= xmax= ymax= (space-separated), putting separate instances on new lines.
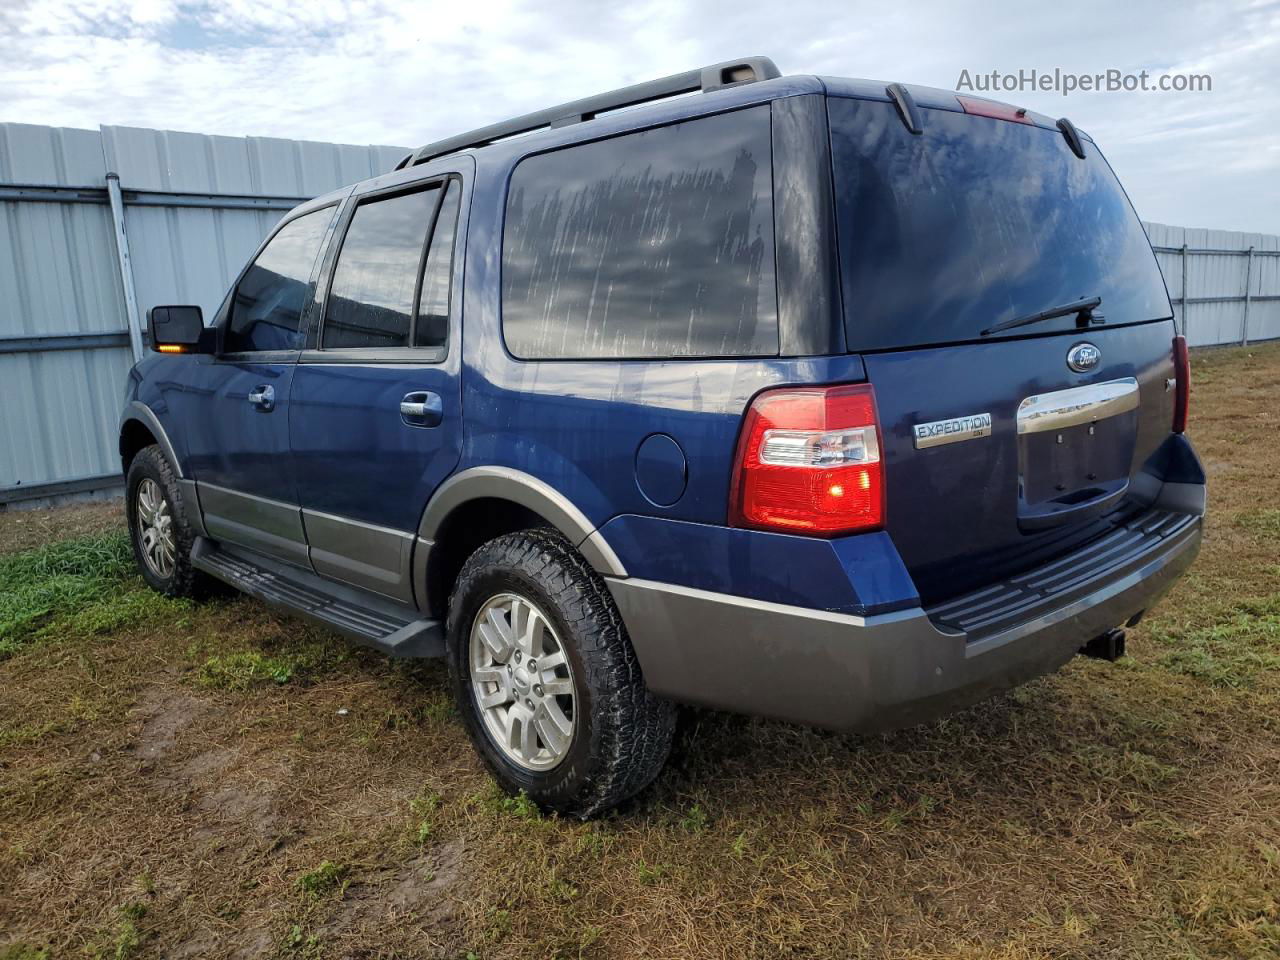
xmin=446 ymin=529 xmax=676 ymax=817
xmin=125 ymin=444 xmax=208 ymax=598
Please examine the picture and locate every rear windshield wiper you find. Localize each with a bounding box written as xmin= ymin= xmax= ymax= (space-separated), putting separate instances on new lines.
xmin=981 ymin=296 xmax=1102 ymax=336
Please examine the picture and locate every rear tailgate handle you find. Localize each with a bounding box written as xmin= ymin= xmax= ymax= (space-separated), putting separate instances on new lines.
xmin=400 ymin=391 xmax=443 ymax=427
xmin=1016 ymin=378 xmax=1138 ymax=434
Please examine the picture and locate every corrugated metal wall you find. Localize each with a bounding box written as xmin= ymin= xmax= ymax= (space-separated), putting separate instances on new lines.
xmin=0 ymin=122 xmax=406 ymax=504
xmin=0 ymin=124 xmax=133 ymax=502
xmin=1 ymin=121 xmax=1276 ymax=505
xmin=1145 ymin=221 xmax=1280 ymax=347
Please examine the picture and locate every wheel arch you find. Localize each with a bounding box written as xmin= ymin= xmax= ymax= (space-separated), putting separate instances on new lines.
xmin=119 ymin=402 xmax=183 ymax=478
xmin=415 ymin=467 xmax=626 ymax=619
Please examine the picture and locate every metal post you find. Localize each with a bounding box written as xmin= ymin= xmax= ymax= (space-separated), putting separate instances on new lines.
xmin=1241 ymin=245 xmax=1255 ymax=347
xmin=105 ymin=172 xmax=144 ymax=362
xmin=1180 ymin=242 xmax=1189 ymax=337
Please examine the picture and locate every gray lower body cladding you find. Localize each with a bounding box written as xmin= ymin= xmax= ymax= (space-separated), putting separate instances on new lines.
xmin=608 ymin=514 xmax=1202 ymax=732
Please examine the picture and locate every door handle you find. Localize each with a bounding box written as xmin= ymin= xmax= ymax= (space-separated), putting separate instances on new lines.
xmin=247 ymin=384 xmax=275 ymax=412
xmin=400 ymin=391 xmax=443 ymax=427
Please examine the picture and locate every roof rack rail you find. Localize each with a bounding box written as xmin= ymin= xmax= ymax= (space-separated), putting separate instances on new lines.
xmin=393 ymin=56 xmax=782 ymax=170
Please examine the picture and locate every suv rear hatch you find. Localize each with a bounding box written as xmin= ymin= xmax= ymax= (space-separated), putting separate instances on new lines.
xmin=828 ymin=92 xmax=1177 ymax=604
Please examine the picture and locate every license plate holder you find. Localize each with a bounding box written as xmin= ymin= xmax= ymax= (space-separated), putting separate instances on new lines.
xmin=1016 ymin=378 xmax=1140 ymax=530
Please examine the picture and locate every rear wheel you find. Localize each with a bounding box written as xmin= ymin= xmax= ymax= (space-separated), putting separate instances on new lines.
xmin=125 ymin=445 xmax=207 ymax=597
xmin=447 ymin=529 xmax=676 ymax=817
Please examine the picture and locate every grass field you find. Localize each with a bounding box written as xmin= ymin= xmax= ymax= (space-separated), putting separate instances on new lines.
xmin=2 ymin=342 xmax=1279 ymax=960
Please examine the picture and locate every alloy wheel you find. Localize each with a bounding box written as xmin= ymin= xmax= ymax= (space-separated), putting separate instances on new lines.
xmin=135 ymin=478 xmax=176 ymax=579
xmin=468 ymin=592 xmax=576 ymax=771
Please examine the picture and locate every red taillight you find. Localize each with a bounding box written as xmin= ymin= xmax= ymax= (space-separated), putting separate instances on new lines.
xmin=1172 ymin=335 xmax=1190 ymax=433
xmin=729 ymin=383 xmax=885 ymax=536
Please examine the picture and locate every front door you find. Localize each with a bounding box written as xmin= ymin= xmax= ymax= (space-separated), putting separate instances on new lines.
xmin=289 ymin=171 xmax=468 ymax=604
xmin=179 ymin=202 xmax=340 ymax=566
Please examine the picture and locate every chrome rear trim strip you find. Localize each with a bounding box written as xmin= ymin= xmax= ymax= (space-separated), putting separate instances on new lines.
xmin=1017 ymin=377 xmax=1139 ymax=435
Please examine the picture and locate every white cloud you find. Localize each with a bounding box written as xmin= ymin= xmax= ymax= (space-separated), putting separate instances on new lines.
xmin=0 ymin=0 xmax=1276 ymax=232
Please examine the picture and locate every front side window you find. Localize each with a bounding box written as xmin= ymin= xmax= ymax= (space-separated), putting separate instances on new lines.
xmin=501 ymin=106 xmax=778 ymax=360
xmin=322 ymin=179 xmax=461 ymax=351
xmin=226 ymin=206 xmax=335 ymax=353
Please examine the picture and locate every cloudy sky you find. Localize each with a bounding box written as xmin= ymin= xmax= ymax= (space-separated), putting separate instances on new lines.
xmin=1 ymin=0 xmax=1276 ymax=233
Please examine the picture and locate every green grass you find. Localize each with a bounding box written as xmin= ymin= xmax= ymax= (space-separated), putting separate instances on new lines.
xmin=1235 ymin=508 xmax=1280 ymax=538
xmin=296 ymin=861 xmax=349 ymax=900
xmin=85 ymin=902 xmax=147 ymax=960
xmin=197 ymin=650 xmax=304 ymax=689
xmin=1152 ymin=594 xmax=1280 ymax=688
xmin=0 ymin=532 xmax=136 ymax=656
xmin=194 ymin=638 xmax=344 ymax=691
xmin=0 ymin=532 xmax=189 ymax=659
xmin=0 ymin=530 xmax=131 ymax=584
xmin=410 ymin=789 xmax=443 ymax=843
xmin=475 ymin=784 xmax=542 ymax=821
xmin=0 ymin=946 xmax=51 ymax=960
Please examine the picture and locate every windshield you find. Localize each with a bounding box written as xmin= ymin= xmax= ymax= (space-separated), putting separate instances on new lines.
xmin=829 ymin=97 xmax=1171 ymax=351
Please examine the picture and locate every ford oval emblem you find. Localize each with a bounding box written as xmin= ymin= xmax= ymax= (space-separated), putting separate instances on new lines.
xmin=1067 ymin=342 xmax=1101 ymax=373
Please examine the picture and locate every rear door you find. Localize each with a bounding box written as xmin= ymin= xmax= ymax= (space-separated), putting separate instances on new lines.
xmin=289 ymin=168 xmax=467 ymax=604
xmin=827 ymin=94 xmax=1177 ymax=603
xmin=179 ymin=203 xmax=339 ymax=566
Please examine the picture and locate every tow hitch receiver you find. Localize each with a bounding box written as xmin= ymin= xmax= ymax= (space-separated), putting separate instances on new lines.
xmin=1080 ymin=628 xmax=1126 ymax=662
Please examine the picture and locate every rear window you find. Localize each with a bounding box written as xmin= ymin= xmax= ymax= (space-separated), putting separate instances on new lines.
xmin=501 ymin=106 xmax=778 ymax=360
xmin=829 ymin=98 xmax=1171 ymax=351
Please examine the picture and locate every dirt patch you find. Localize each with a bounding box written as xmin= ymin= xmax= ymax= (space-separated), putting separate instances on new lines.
xmin=323 ymin=839 xmax=466 ymax=938
xmin=130 ymin=688 xmax=211 ymax=760
xmin=195 ymin=781 xmax=283 ymax=839
xmin=177 ymin=745 xmax=241 ymax=778
xmin=385 ymin=839 xmax=464 ymax=918
xmin=168 ymin=927 xmax=275 ymax=960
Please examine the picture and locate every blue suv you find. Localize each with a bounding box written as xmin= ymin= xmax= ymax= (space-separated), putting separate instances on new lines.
xmin=119 ymin=57 xmax=1205 ymax=815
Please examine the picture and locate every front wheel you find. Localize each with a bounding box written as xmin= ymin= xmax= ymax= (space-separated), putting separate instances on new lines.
xmin=125 ymin=444 xmax=207 ymax=597
xmin=447 ymin=529 xmax=676 ymax=817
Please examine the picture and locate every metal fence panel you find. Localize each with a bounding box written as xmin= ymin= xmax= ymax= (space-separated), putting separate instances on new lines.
xmin=0 ymin=197 xmax=127 ymax=337
xmin=0 ymin=123 xmax=138 ymax=499
xmin=1145 ymin=221 xmax=1280 ymax=347
xmin=0 ymin=348 xmax=133 ymax=491
xmin=124 ymin=204 xmax=280 ymax=323
xmin=0 ymin=122 xmax=107 ymax=186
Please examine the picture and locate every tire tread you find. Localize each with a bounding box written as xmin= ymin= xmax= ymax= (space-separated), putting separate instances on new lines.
xmin=447 ymin=528 xmax=675 ymax=817
xmin=126 ymin=445 xmax=209 ymax=598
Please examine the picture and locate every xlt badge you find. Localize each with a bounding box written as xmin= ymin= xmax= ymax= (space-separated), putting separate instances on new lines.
xmin=913 ymin=412 xmax=993 ymax=449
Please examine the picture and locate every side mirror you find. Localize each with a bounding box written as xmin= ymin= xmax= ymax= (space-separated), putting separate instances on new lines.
xmin=148 ymin=305 xmax=215 ymax=354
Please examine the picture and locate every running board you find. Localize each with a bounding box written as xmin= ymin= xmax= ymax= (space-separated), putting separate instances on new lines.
xmin=191 ymin=537 xmax=443 ymax=658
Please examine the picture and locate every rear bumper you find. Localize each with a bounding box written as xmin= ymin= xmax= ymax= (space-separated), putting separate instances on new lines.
xmin=608 ymin=508 xmax=1201 ymax=732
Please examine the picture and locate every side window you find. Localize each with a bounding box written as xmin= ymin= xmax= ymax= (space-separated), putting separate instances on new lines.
xmin=415 ymin=180 xmax=461 ymax=348
xmin=226 ymin=206 xmax=334 ymax=353
xmin=501 ymin=106 xmax=778 ymax=360
xmin=321 ymin=179 xmax=459 ymax=352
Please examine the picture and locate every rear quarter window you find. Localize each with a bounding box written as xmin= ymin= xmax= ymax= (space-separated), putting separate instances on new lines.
xmin=501 ymin=106 xmax=779 ymax=360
